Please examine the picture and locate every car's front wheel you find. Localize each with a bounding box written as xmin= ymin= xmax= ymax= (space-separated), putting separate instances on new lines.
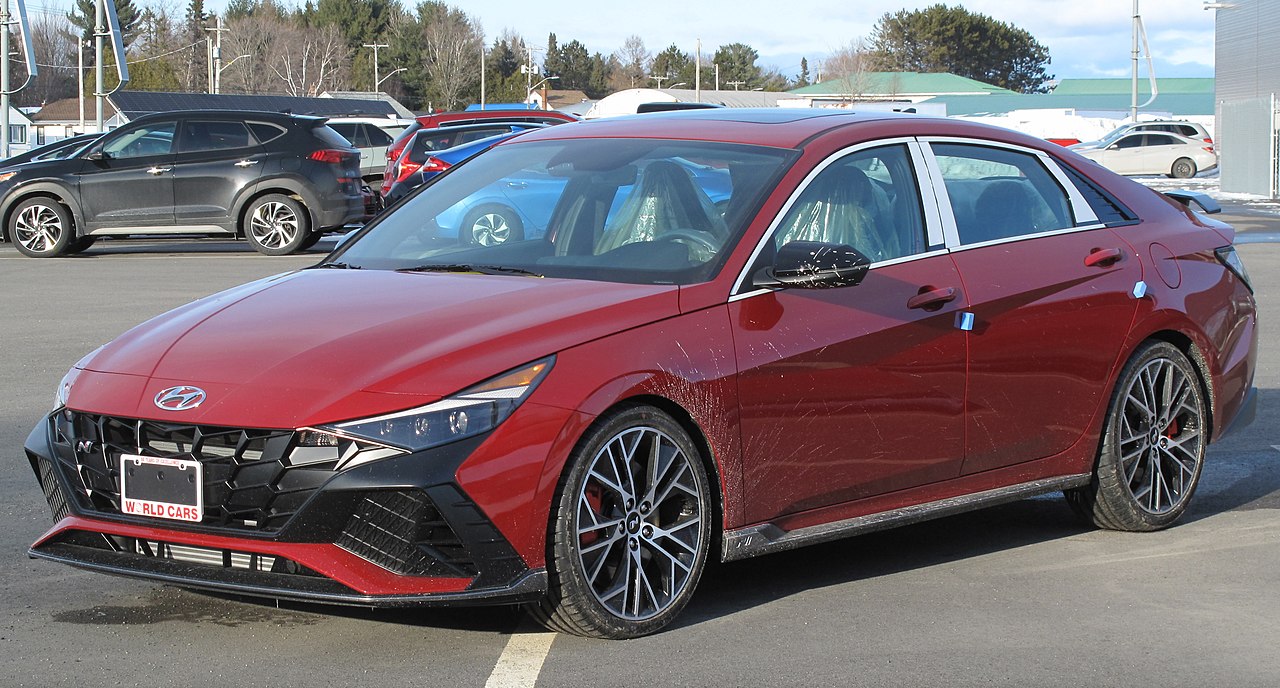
xmin=10 ymin=197 xmax=73 ymax=258
xmin=531 ymin=405 xmax=713 ymax=639
xmin=244 ymin=194 xmax=311 ymax=255
xmin=1170 ymin=157 xmax=1198 ymax=179
xmin=1066 ymin=341 xmax=1208 ymax=531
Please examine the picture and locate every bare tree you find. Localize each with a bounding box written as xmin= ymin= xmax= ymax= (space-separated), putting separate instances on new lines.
xmin=823 ymin=39 xmax=875 ymax=105
xmin=222 ymin=14 xmax=280 ymax=93
xmin=269 ymin=22 xmax=349 ymax=96
xmin=18 ymin=11 xmax=78 ymax=107
xmin=613 ymin=34 xmax=650 ymax=89
xmin=417 ymin=3 xmax=482 ymax=110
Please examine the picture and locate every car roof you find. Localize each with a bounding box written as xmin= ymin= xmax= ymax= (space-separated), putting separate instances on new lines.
xmin=127 ymin=110 xmax=327 ymax=125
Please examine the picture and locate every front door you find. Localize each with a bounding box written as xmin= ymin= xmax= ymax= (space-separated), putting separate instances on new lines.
xmin=77 ymin=120 xmax=177 ymax=230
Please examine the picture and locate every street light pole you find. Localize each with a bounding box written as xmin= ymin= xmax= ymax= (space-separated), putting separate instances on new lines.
xmin=363 ymin=43 xmax=388 ymax=92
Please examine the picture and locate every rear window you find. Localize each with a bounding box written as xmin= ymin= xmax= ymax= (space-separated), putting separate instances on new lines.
xmin=248 ymin=122 xmax=286 ymax=144
xmin=312 ymin=125 xmax=355 ymax=149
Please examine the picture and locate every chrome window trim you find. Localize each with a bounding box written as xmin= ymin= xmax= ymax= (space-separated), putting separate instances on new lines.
xmin=729 ymin=248 xmax=951 ymax=303
xmin=729 ymin=137 xmax=941 ymax=298
xmin=917 ymin=137 xmax=1100 ymax=251
xmin=945 ymin=222 xmax=1109 ymax=254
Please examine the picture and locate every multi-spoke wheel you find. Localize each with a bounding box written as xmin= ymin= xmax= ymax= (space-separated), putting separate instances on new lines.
xmin=461 ymin=205 xmax=523 ymax=246
xmin=9 ymin=198 xmax=73 ymax=257
xmin=1170 ymin=157 xmax=1198 ymax=179
xmin=531 ymin=405 xmax=712 ymax=638
xmin=243 ymin=194 xmax=311 ymax=255
xmin=1066 ymin=341 xmax=1208 ymax=531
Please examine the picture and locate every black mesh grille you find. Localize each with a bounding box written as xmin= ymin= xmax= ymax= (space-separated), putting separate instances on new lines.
xmin=37 ymin=455 xmax=72 ymax=522
xmin=336 ymin=490 xmax=478 ymax=578
xmin=49 ymin=411 xmax=387 ymax=533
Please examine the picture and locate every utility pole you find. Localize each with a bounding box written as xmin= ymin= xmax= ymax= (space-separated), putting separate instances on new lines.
xmin=651 ymin=75 xmax=667 ymax=89
xmin=714 ymin=63 xmax=719 ymax=91
xmin=1131 ymin=0 xmax=1139 ymax=122
xmin=363 ymin=43 xmax=388 ymax=92
xmin=726 ymin=80 xmax=745 ymax=91
xmin=94 ymin=0 xmax=103 ymax=130
xmin=694 ymin=38 xmax=701 ymax=101
xmin=205 ymin=16 xmax=229 ymax=94
xmin=2 ymin=0 xmax=10 ymax=158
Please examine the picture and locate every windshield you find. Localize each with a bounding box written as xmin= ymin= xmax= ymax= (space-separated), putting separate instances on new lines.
xmin=329 ymin=138 xmax=795 ymax=284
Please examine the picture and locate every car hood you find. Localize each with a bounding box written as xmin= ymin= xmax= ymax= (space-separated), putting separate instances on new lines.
xmin=68 ymin=269 xmax=680 ymax=428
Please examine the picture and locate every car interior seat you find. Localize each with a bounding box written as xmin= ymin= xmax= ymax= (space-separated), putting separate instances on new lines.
xmin=594 ymin=160 xmax=726 ymax=255
xmin=971 ymin=181 xmax=1038 ymax=244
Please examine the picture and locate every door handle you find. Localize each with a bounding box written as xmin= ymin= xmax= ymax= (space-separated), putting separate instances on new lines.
xmin=907 ymin=286 xmax=958 ymax=311
xmin=146 ymin=166 xmax=172 ymax=175
xmin=235 ymin=159 xmax=260 ymax=167
xmin=506 ymin=181 xmax=528 ymax=190
xmin=1084 ymin=247 xmax=1124 ymax=267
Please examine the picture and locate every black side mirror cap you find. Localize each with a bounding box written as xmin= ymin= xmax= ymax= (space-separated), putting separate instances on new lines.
xmin=86 ymin=150 xmax=107 ymax=162
xmin=752 ymin=241 xmax=871 ymax=290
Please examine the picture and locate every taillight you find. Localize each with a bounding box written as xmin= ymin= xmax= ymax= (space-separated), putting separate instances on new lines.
xmin=1215 ymin=246 xmax=1253 ymax=293
xmin=1204 ymin=146 xmax=1215 ymax=153
xmin=309 ymin=149 xmax=351 ymax=164
xmin=422 ymin=156 xmax=451 ymax=173
xmin=393 ymin=159 xmax=422 ymax=183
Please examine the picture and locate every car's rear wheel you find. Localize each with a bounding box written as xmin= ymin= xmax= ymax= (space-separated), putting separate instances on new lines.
xmin=1066 ymin=341 xmax=1208 ymax=531
xmin=10 ymin=197 xmax=72 ymax=257
xmin=462 ymin=205 xmax=523 ymax=246
xmin=1170 ymin=157 xmax=1198 ymax=179
xmin=244 ymin=194 xmax=310 ymax=255
xmin=531 ymin=405 xmax=712 ymax=639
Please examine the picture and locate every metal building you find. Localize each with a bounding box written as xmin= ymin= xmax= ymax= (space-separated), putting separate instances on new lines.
xmin=1213 ymin=0 xmax=1280 ymax=197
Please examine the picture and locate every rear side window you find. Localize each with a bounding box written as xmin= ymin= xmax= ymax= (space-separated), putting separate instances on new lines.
xmin=1060 ymin=165 xmax=1137 ymax=225
xmin=248 ymin=122 xmax=286 ymax=144
xmin=366 ymin=126 xmax=394 ymax=146
xmin=178 ymin=120 xmax=254 ymax=153
xmin=312 ymin=125 xmax=354 ymax=149
xmin=327 ymin=123 xmax=365 ymax=147
xmin=930 ymin=143 xmax=1074 ymax=245
xmin=1146 ymin=134 xmax=1177 ymax=146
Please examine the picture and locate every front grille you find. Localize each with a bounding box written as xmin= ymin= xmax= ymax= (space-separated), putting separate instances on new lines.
xmin=49 ymin=411 xmax=396 ymax=533
xmin=59 ymin=529 xmax=320 ymax=577
xmin=336 ymin=490 xmax=478 ymax=578
xmin=37 ymin=455 xmax=72 ymax=522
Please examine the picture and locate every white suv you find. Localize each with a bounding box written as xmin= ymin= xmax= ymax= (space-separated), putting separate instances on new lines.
xmin=326 ymin=117 xmax=413 ymax=183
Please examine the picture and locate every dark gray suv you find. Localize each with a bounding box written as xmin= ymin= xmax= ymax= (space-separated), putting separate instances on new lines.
xmin=0 ymin=110 xmax=366 ymax=257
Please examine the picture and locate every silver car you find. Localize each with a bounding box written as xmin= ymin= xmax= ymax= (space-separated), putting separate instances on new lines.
xmin=1074 ymin=131 xmax=1218 ymax=178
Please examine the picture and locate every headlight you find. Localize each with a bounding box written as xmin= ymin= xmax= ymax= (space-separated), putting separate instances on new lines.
xmin=315 ymin=357 xmax=553 ymax=452
xmin=53 ymin=368 xmax=77 ymax=410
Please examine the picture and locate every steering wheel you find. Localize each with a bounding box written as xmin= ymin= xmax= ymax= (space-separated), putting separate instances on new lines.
xmin=658 ymin=229 xmax=720 ymax=254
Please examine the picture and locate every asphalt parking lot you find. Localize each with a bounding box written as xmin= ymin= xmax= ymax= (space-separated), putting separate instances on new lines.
xmin=1 ymin=212 xmax=1277 ymax=687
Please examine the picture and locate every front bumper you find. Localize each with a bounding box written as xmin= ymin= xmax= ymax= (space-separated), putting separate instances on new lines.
xmin=26 ymin=412 xmax=545 ymax=607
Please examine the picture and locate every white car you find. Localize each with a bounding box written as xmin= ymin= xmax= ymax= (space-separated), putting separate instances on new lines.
xmin=1075 ymin=131 xmax=1218 ymax=178
xmin=1071 ymin=120 xmax=1214 ymax=150
xmin=326 ymin=117 xmax=413 ymax=183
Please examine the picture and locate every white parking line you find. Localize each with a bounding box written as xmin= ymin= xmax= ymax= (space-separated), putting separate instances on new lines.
xmin=484 ymin=626 xmax=556 ymax=688
xmin=1272 ymin=445 xmax=1280 ymax=453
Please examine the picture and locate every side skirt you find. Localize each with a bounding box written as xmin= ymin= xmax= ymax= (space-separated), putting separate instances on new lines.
xmin=721 ymin=474 xmax=1091 ymax=562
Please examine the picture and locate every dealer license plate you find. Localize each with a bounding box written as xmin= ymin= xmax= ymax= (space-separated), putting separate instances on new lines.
xmin=119 ymin=454 xmax=203 ymax=523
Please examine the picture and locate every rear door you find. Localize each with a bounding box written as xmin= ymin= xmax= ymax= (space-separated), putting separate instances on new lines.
xmin=171 ymin=119 xmax=265 ymax=227
xmin=922 ymin=140 xmax=1141 ymax=475
xmin=77 ymin=120 xmax=177 ymax=229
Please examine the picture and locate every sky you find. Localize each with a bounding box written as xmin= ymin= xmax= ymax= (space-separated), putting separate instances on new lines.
xmin=28 ymin=0 xmax=1220 ymax=83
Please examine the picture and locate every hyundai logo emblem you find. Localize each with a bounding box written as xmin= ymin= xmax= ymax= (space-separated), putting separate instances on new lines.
xmin=154 ymin=385 xmax=207 ymax=411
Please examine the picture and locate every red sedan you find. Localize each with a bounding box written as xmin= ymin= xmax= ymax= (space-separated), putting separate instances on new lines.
xmin=25 ymin=110 xmax=1257 ymax=639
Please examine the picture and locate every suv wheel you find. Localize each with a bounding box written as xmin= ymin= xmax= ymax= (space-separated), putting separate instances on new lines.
xmin=244 ymin=194 xmax=310 ymax=255
xmin=10 ymin=198 xmax=73 ymax=258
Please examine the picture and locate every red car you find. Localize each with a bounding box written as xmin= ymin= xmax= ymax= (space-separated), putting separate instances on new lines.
xmin=25 ymin=110 xmax=1257 ymax=639
xmin=379 ymin=110 xmax=577 ymax=196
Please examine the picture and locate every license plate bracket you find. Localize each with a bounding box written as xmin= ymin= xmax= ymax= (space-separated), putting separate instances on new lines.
xmin=119 ymin=454 xmax=203 ymax=523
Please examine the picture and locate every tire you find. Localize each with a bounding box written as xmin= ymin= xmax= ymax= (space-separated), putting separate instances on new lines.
xmin=65 ymin=236 xmax=98 ymax=254
xmin=530 ymin=405 xmax=713 ymax=639
xmin=243 ymin=194 xmax=310 ymax=256
xmin=9 ymin=197 xmax=73 ymax=257
xmin=1170 ymin=157 xmax=1197 ymax=179
xmin=461 ymin=205 xmax=523 ymax=246
xmin=297 ymin=232 xmax=324 ymax=251
xmin=1065 ymin=341 xmax=1208 ymax=531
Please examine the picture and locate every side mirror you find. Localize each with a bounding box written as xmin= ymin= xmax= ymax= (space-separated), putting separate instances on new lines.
xmin=752 ymin=241 xmax=871 ymax=290
xmin=86 ymin=150 xmax=108 ymax=161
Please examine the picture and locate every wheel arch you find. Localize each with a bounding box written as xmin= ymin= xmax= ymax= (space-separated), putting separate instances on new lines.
xmin=1144 ymin=329 xmax=1217 ymax=439
xmin=1 ymin=185 xmax=83 ymax=242
xmin=233 ymin=182 xmax=317 ymax=237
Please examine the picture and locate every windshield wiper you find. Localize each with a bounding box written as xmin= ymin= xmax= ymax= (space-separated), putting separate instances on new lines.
xmin=396 ymin=264 xmax=543 ymax=277
xmin=314 ymin=262 xmax=361 ymax=269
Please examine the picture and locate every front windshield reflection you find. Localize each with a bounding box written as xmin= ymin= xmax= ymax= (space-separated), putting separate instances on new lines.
xmin=329 ymin=138 xmax=794 ymax=285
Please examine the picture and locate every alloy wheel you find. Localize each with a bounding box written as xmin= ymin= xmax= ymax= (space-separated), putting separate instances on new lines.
xmin=249 ymin=201 xmax=299 ymax=250
xmin=574 ymin=425 xmax=706 ymax=621
xmin=470 ymin=212 xmax=511 ymax=246
xmin=13 ymin=204 xmax=64 ymax=253
xmin=1117 ymin=357 xmax=1205 ymax=515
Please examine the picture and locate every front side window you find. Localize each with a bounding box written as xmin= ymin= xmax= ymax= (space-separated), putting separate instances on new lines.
xmin=773 ymin=144 xmax=926 ymax=263
xmin=331 ymin=138 xmax=795 ymax=285
xmin=102 ymin=122 xmax=176 ymax=159
xmin=931 ymin=143 xmax=1074 ymax=245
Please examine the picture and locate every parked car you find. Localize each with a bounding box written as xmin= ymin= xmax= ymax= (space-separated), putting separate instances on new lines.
xmin=380 ymin=109 xmax=577 ymax=195
xmin=1072 ymin=120 xmax=1214 ymax=151
xmin=1074 ymin=131 xmax=1218 ymax=178
xmin=381 ymin=128 xmax=537 ymax=205
xmin=324 ymin=117 xmax=413 ymax=183
xmin=25 ymin=110 xmax=1256 ymax=640
xmin=381 ymin=121 xmax=556 ymax=197
xmin=0 ymin=133 xmax=102 ymax=167
xmin=0 ymin=110 xmax=365 ymax=257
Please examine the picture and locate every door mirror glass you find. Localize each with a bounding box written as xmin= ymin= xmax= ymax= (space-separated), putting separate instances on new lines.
xmin=753 ymin=241 xmax=871 ymax=289
xmin=86 ymin=149 xmax=107 ymax=161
